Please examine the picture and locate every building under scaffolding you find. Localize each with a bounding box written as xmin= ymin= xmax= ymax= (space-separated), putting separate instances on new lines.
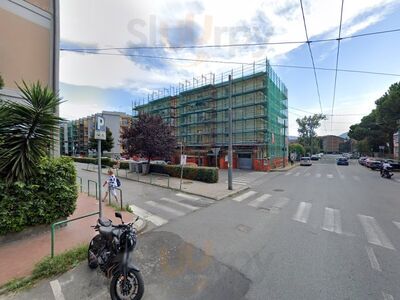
xmin=134 ymin=58 xmax=288 ymax=170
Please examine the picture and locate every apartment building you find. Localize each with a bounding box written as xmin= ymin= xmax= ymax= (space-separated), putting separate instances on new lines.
xmin=321 ymin=135 xmax=346 ymax=153
xmin=61 ymin=111 xmax=132 ymax=157
xmin=0 ymin=0 xmax=60 ymax=153
xmin=135 ymin=59 xmax=288 ymax=170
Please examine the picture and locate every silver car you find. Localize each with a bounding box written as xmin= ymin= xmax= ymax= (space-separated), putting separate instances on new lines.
xmin=300 ymin=157 xmax=312 ymax=166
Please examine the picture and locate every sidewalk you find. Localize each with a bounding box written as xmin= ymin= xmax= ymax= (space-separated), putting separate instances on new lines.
xmin=83 ymin=164 xmax=249 ymax=201
xmin=269 ymin=163 xmax=299 ymax=172
xmin=0 ymin=193 xmax=145 ymax=286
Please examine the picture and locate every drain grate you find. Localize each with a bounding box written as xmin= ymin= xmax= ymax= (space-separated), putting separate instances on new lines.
xmin=273 ymin=189 xmax=284 ymax=192
xmin=236 ymin=224 xmax=252 ymax=233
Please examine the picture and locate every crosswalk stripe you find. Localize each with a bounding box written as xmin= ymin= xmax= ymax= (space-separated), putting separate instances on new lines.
xmin=233 ymin=190 xmax=257 ymax=202
xmin=382 ymin=292 xmax=394 ymax=300
xmin=292 ymin=202 xmax=312 ymax=223
xmin=160 ymin=197 xmax=199 ymax=211
xmin=146 ymin=201 xmax=185 ymax=216
xmin=294 ymin=172 xmax=300 ymax=177
xmin=365 ymin=246 xmax=381 ymax=272
xmin=305 ymin=173 xmax=311 ymax=177
xmin=285 ymin=172 xmax=292 ymax=176
xmin=129 ymin=205 xmax=168 ymax=226
xmin=316 ymin=173 xmax=321 ymax=178
xmin=322 ymin=207 xmax=342 ymax=234
xmin=248 ymin=194 xmax=271 ymax=208
xmin=327 ymin=174 xmax=334 ymax=179
xmin=272 ymin=197 xmax=290 ymax=209
xmin=393 ymin=221 xmax=400 ymax=230
xmin=358 ymin=215 xmax=395 ymax=250
xmin=176 ymin=193 xmax=200 ymax=201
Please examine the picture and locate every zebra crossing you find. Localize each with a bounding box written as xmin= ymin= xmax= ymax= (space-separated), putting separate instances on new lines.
xmin=284 ymin=171 xmax=400 ymax=182
xmin=129 ymin=193 xmax=213 ymax=228
xmin=230 ymin=190 xmax=400 ymax=251
xmin=225 ymin=171 xmax=268 ymax=186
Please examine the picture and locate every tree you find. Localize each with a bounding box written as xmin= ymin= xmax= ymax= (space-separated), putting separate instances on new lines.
xmin=88 ymin=127 xmax=114 ymax=155
xmin=0 ymin=75 xmax=4 ymax=89
xmin=0 ymin=81 xmax=63 ymax=183
xmin=349 ymin=82 xmax=400 ymax=154
xmin=122 ymin=113 xmax=176 ymax=165
xmin=296 ymin=114 xmax=326 ymax=154
xmin=289 ymin=143 xmax=305 ymax=159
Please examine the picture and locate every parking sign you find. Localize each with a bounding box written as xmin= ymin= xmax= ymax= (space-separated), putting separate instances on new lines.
xmin=95 ymin=115 xmax=106 ymax=140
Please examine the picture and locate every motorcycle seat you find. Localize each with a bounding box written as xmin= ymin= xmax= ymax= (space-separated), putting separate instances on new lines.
xmin=98 ymin=218 xmax=112 ymax=227
xmin=99 ymin=225 xmax=114 ymax=237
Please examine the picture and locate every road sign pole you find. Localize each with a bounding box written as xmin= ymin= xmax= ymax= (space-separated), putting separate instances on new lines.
xmin=98 ymin=139 xmax=102 ymax=218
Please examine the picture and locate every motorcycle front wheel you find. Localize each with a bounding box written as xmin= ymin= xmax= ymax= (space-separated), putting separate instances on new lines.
xmin=110 ymin=268 xmax=144 ymax=300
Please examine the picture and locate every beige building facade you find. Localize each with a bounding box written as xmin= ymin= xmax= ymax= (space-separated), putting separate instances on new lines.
xmin=0 ymin=0 xmax=60 ymax=151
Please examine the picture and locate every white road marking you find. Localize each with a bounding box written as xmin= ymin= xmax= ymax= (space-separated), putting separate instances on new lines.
xmin=304 ymin=173 xmax=311 ymax=177
xmin=382 ymin=291 xmax=394 ymax=300
xmin=248 ymin=194 xmax=272 ymax=208
xmin=50 ymin=280 xmax=65 ymax=300
xmin=326 ymin=174 xmax=334 ymax=179
xmin=233 ymin=190 xmax=257 ymax=202
xmin=395 ymin=178 xmax=400 ymax=183
xmin=358 ymin=215 xmax=395 ymax=250
xmin=129 ymin=204 xmax=168 ymax=226
xmin=322 ymin=208 xmax=342 ymax=234
xmin=353 ymin=175 xmax=360 ymax=181
xmin=365 ymin=246 xmax=382 ymax=272
xmin=176 ymin=193 xmax=200 ymax=201
xmin=316 ymin=173 xmax=321 ymax=178
xmin=160 ymin=197 xmax=199 ymax=211
xmin=393 ymin=221 xmax=400 ymax=230
xmin=294 ymin=172 xmax=300 ymax=177
xmin=292 ymin=202 xmax=312 ymax=223
xmin=146 ymin=201 xmax=185 ymax=216
xmin=272 ymin=197 xmax=290 ymax=209
xmin=285 ymin=172 xmax=292 ymax=176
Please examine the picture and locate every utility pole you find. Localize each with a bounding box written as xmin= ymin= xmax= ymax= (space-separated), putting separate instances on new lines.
xmin=283 ymin=119 xmax=286 ymax=168
xmin=228 ymin=73 xmax=233 ymax=190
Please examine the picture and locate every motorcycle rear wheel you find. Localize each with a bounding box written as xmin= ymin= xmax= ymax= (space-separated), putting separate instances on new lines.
xmin=110 ymin=268 xmax=144 ymax=300
xmin=87 ymin=234 xmax=104 ymax=269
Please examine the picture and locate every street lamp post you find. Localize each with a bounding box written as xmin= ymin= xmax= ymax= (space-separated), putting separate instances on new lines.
xmin=228 ymin=73 xmax=233 ymax=190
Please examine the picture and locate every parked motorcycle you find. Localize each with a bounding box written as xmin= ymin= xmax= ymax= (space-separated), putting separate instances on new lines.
xmin=88 ymin=212 xmax=144 ymax=300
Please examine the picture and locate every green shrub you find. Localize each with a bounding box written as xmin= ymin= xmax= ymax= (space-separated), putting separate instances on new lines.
xmin=149 ymin=164 xmax=218 ymax=183
xmin=0 ymin=157 xmax=78 ymax=235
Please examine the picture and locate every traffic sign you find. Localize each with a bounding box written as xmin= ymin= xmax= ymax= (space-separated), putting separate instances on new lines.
xmin=95 ymin=115 xmax=106 ymax=140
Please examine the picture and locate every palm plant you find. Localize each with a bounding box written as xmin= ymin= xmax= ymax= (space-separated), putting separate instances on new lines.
xmin=0 ymin=81 xmax=63 ymax=183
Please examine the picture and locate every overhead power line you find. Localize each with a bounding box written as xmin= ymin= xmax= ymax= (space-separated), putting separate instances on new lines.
xmin=60 ymin=28 xmax=400 ymax=52
xmin=331 ymin=0 xmax=345 ymax=132
xmin=60 ymin=49 xmax=400 ymax=77
xmin=300 ymin=0 xmax=324 ymax=116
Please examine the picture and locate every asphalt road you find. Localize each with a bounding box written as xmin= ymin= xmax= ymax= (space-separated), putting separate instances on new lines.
xmin=4 ymin=156 xmax=400 ymax=300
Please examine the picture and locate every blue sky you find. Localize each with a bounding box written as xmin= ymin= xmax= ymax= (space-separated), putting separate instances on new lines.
xmin=59 ymin=0 xmax=400 ymax=136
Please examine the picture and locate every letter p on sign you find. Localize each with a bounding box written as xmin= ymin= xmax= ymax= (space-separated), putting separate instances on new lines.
xmin=95 ymin=115 xmax=106 ymax=140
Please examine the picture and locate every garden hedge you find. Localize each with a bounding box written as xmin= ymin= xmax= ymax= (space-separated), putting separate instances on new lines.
xmin=150 ymin=164 xmax=218 ymax=183
xmin=0 ymin=157 xmax=78 ymax=235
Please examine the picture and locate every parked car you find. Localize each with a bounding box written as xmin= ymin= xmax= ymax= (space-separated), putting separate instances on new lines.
xmin=311 ymin=155 xmax=320 ymax=161
xmin=337 ymin=157 xmax=349 ymax=166
xmin=365 ymin=158 xmax=383 ymax=170
xmin=385 ymin=160 xmax=400 ymax=170
xmin=358 ymin=157 xmax=368 ymax=165
xmin=300 ymin=157 xmax=312 ymax=166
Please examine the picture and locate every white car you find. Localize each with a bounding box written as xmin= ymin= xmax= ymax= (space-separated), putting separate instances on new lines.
xmin=300 ymin=157 xmax=312 ymax=166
